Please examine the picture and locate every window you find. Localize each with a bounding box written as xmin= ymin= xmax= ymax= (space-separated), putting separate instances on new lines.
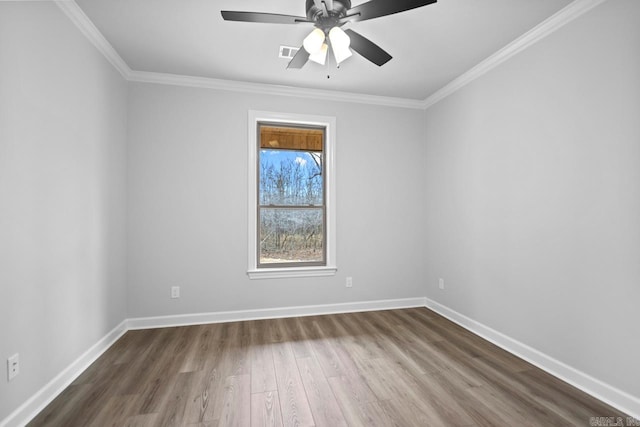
xmin=258 ymin=125 xmax=325 ymax=267
xmin=248 ymin=111 xmax=336 ymax=279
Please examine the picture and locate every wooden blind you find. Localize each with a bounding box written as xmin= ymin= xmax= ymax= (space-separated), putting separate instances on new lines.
xmin=260 ymin=126 xmax=323 ymax=152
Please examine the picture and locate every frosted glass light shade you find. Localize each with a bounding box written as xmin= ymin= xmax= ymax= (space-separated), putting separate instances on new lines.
xmin=303 ymin=28 xmax=325 ymax=54
xmin=329 ymin=27 xmax=352 ymax=64
xmin=332 ymin=44 xmax=352 ymax=64
xmin=309 ymin=43 xmax=328 ymax=65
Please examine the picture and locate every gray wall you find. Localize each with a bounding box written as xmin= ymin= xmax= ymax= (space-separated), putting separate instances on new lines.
xmin=0 ymin=2 xmax=128 ymax=420
xmin=2 ymin=0 xmax=638 ymax=422
xmin=126 ymin=83 xmax=427 ymax=317
xmin=423 ymin=0 xmax=640 ymax=399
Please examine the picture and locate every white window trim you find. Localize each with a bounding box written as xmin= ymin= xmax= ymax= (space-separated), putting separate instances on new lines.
xmin=247 ymin=110 xmax=337 ymax=279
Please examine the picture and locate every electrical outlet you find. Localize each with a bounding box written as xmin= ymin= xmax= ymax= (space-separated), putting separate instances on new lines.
xmin=438 ymin=278 xmax=445 ymax=290
xmin=346 ymin=277 xmax=353 ymax=288
xmin=171 ymin=286 xmax=180 ymax=299
xmin=7 ymin=354 xmax=19 ymax=381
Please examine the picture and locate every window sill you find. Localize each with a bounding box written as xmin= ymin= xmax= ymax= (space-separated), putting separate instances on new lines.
xmin=247 ymin=266 xmax=337 ymax=280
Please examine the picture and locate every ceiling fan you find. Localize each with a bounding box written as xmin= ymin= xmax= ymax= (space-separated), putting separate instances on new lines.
xmin=221 ymin=0 xmax=437 ymax=69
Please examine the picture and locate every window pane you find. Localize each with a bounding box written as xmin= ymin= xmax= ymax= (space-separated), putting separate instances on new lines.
xmin=259 ymin=149 xmax=323 ymax=206
xmin=259 ymin=208 xmax=324 ymax=264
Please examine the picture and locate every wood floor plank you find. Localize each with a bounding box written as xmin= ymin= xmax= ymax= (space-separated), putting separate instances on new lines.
xmin=88 ymin=394 xmax=139 ymax=427
xmin=517 ymin=367 xmax=625 ymax=422
xmin=427 ymin=370 xmax=515 ymax=427
xmin=370 ymin=312 xmax=451 ymax=375
xmin=216 ymin=374 xmax=251 ymax=427
xmin=361 ymin=400 xmax=403 ymax=427
xmin=122 ymin=413 xmax=159 ymax=427
xmin=296 ymin=356 xmax=348 ymax=427
xmin=465 ymin=382 xmax=540 ymax=427
xmin=322 ymin=328 xmax=370 ymax=382
xmin=283 ymin=317 xmax=315 ymax=359
xmin=221 ymin=321 xmax=251 ymax=377
xmin=356 ymin=311 xmax=428 ymax=377
xmin=184 ymin=367 xmax=226 ymax=424
xmin=181 ymin=369 xmax=214 ymax=425
xmin=251 ymin=391 xmax=284 ymax=427
xmin=467 ymin=356 xmax=574 ymax=425
xmin=187 ymin=322 xmax=250 ymax=422
xmin=356 ymin=358 xmax=400 ymax=401
xmin=36 ymin=379 xmax=120 ymax=427
xmin=325 ymin=315 xmax=377 ymax=367
xmin=131 ymin=326 xmax=201 ymax=413
xmin=417 ymin=309 xmax=533 ymax=373
xmin=358 ymin=357 xmax=450 ymax=425
xmin=304 ymin=316 xmax=348 ymax=378
xmin=334 ymin=313 xmax=388 ymax=360
xmin=28 ymin=308 xmax=631 ymax=427
xmin=271 ymin=341 xmax=315 ymax=427
xmin=377 ymin=398 xmax=444 ymax=427
xmin=249 ymin=320 xmax=278 ymax=394
xmin=180 ymin=325 xmax=228 ymax=424
xmin=108 ymin=329 xmax=172 ymax=395
xmin=200 ymin=324 xmax=250 ymax=422
xmin=156 ymin=371 xmax=195 ymax=427
xmin=405 ymin=370 xmax=477 ymax=426
xmin=326 ymin=376 xmax=381 ymax=427
xmin=70 ymin=330 xmax=146 ymax=387
xmin=327 ymin=374 xmax=377 ymax=407
xmin=73 ymin=330 xmax=158 ymax=394
xmin=390 ymin=309 xmax=445 ymax=343
xmin=426 ymin=339 xmax=489 ymax=387
xmin=135 ymin=375 xmax=174 ymax=415
xmin=27 ymin=383 xmax=94 ymax=427
xmin=180 ymin=324 xmax=222 ymax=373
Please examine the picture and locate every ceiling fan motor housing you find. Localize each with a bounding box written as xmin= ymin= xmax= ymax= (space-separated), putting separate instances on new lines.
xmin=306 ymin=0 xmax=352 ymax=28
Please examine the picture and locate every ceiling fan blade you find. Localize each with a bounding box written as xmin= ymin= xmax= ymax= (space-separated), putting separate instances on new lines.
xmin=343 ymin=0 xmax=436 ymax=23
xmin=344 ymin=29 xmax=392 ymax=66
xmin=221 ymin=11 xmax=310 ymax=24
xmin=287 ymin=47 xmax=310 ymax=69
xmin=324 ymin=0 xmax=334 ymax=11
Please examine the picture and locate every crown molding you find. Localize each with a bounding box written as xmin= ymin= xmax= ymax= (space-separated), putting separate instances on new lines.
xmin=127 ymin=70 xmax=426 ymax=109
xmin=55 ymin=0 xmax=131 ymax=79
xmin=53 ymin=0 xmax=423 ymax=109
xmin=55 ymin=0 xmax=608 ymax=111
xmin=421 ymin=0 xmax=609 ymax=109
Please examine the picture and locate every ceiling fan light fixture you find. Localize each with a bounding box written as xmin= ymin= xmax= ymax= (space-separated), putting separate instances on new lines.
xmin=329 ymin=26 xmax=352 ymax=64
xmin=303 ymin=28 xmax=325 ymax=54
xmin=332 ymin=44 xmax=352 ymax=65
xmin=309 ymin=43 xmax=328 ymax=65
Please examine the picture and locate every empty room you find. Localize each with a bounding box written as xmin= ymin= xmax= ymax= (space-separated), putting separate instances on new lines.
xmin=1 ymin=0 xmax=639 ymax=425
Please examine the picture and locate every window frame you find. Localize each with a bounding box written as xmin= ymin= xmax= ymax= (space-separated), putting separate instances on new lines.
xmin=257 ymin=123 xmax=326 ymax=269
xmin=247 ymin=110 xmax=337 ymax=279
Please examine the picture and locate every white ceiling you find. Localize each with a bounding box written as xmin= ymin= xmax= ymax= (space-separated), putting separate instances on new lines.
xmin=75 ymin=0 xmax=574 ymax=101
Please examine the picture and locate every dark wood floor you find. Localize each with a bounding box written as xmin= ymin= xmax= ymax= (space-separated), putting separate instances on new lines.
xmin=29 ymin=308 xmax=627 ymax=426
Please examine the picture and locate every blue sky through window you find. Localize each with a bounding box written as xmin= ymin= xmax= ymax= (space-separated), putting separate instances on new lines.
xmin=259 ymin=149 xmax=323 ymax=206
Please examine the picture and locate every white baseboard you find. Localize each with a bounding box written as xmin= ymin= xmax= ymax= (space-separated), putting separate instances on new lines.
xmin=425 ymin=298 xmax=640 ymax=420
xmin=1 ymin=297 xmax=424 ymax=426
xmin=127 ymin=297 xmax=428 ymax=330
xmin=0 ymin=320 xmax=128 ymax=427
xmin=5 ymin=296 xmax=638 ymax=426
